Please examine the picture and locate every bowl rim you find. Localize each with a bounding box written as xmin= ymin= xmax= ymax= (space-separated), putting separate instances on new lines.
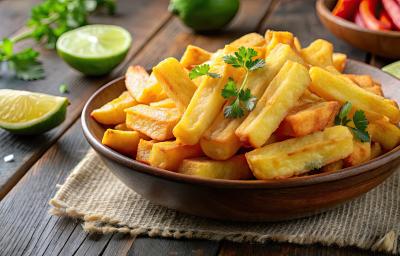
xmin=316 ymin=0 xmax=400 ymax=38
xmin=82 ymin=59 xmax=400 ymax=189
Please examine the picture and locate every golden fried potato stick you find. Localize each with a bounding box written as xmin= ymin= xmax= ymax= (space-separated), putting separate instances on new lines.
xmin=125 ymin=66 xmax=167 ymax=104
xmin=149 ymin=98 xmax=176 ymax=108
xmin=343 ymin=140 xmax=371 ymax=167
xmin=230 ymin=33 xmax=266 ymax=48
xmin=332 ymin=53 xmax=347 ymax=72
xmin=178 ymin=155 xmax=253 ymax=180
xmin=277 ymin=101 xmax=340 ymax=137
xmin=180 ymin=45 xmax=212 ymax=70
xmin=152 ymin=57 xmax=197 ymax=113
xmin=245 ymin=126 xmax=354 ymax=179
xmin=344 ymin=74 xmax=383 ymax=96
xmin=102 ymin=129 xmax=142 ymax=157
xmin=136 ymin=139 xmax=156 ymax=164
xmin=236 ymin=60 xmax=311 ymax=148
xmin=172 ymin=51 xmax=232 ymax=145
xmin=301 ymin=39 xmax=334 ymax=68
xmin=125 ymin=105 xmax=180 ymax=141
xmin=309 ymin=67 xmax=400 ymax=124
xmin=149 ymin=141 xmax=203 ymax=171
xmin=367 ymin=118 xmax=400 ymax=151
xmin=201 ymin=44 xmax=305 ymax=160
xmin=265 ymin=30 xmax=296 ymax=53
xmin=91 ymin=91 xmax=137 ymax=125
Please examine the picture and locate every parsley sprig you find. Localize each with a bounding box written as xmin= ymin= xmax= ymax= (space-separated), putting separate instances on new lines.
xmin=335 ymin=101 xmax=370 ymax=142
xmin=0 ymin=0 xmax=116 ymax=81
xmin=221 ymin=47 xmax=265 ymax=118
xmin=189 ymin=64 xmax=221 ymax=79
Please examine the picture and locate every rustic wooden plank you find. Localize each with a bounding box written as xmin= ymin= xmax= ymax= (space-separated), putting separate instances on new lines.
xmin=128 ymin=238 xmax=220 ymax=256
xmin=101 ymin=234 xmax=135 ymax=256
xmin=0 ymin=0 xmax=42 ymax=37
xmin=258 ymin=0 xmax=367 ymax=61
xmin=0 ymin=0 xmax=171 ymax=199
xmin=0 ymin=121 xmax=91 ymax=256
xmin=217 ymin=241 xmax=388 ymax=256
xmin=132 ymin=0 xmax=273 ymax=69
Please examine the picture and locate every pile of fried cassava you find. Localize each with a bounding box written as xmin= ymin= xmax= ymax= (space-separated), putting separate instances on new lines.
xmin=91 ymin=30 xmax=400 ymax=180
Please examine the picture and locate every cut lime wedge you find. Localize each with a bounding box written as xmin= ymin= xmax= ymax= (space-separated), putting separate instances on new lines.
xmin=56 ymin=24 xmax=132 ymax=76
xmin=382 ymin=61 xmax=400 ymax=79
xmin=0 ymin=89 xmax=68 ymax=135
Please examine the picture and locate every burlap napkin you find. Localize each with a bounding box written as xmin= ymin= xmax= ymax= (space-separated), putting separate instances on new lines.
xmin=49 ymin=150 xmax=399 ymax=254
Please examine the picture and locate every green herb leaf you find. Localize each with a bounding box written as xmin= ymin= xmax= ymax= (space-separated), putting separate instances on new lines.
xmin=221 ymin=47 xmax=264 ymax=119
xmin=7 ymin=48 xmax=45 ymax=80
xmin=334 ymin=101 xmax=370 ymax=142
xmin=351 ymin=128 xmax=370 ymax=142
xmin=189 ymin=64 xmax=221 ymax=80
xmin=223 ymin=46 xmax=265 ymax=71
xmin=224 ymin=99 xmax=244 ymax=119
xmin=221 ymin=78 xmax=237 ymax=98
xmin=353 ymin=110 xmax=368 ymax=131
xmin=59 ymin=84 xmax=69 ymax=93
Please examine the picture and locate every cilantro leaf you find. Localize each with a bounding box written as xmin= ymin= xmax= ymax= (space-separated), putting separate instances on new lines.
xmin=221 ymin=78 xmax=237 ymax=98
xmin=221 ymin=47 xmax=264 ymax=119
xmin=334 ymin=101 xmax=370 ymax=142
xmin=59 ymin=84 xmax=69 ymax=93
xmin=353 ymin=110 xmax=368 ymax=131
xmin=242 ymin=96 xmax=257 ymax=112
xmin=8 ymin=48 xmax=45 ymax=80
xmin=248 ymin=58 xmax=266 ymax=71
xmin=224 ymin=100 xmax=244 ymax=119
xmin=189 ymin=64 xmax=221 ymax=80
xmin=351 ymin=128 xmax=370 ymax=142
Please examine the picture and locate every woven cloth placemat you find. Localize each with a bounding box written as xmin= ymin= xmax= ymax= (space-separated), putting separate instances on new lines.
xmin=49 ymin=150 xmax=400 ymax=254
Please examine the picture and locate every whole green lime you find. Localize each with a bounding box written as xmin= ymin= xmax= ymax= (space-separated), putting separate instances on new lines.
xmin=169 ymin=0 xmax=240 ymax=32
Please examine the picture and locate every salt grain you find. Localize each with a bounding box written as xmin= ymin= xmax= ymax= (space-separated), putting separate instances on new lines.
xmin=3 ymin=154 xmax=14 ymax=162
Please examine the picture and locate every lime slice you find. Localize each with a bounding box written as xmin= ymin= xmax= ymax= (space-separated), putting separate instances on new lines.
xmin=56 ymin=24 xmax=132 ymax=76
xmin=382 ymin=61 xmax=400 ymax=79
xmin=0 ymin=89 xmax=68 ymax=135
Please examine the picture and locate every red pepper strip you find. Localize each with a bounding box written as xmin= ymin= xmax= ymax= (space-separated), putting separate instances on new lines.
xmin=380 ymin=9 xmax=394 ymax=30
xmin=359 ymin=0 xmax=391 ymax=30
xmin=382 ymin=0 xmax=400 ymax=30
xmin=332 ymin=0 xmax=360 ymax=20
xmin=354 ymin=9 xmax=368 ymax=27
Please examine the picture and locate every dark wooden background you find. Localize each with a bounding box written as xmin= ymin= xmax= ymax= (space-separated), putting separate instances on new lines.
xmin=0 ymin=0 xmax=393 ymax=255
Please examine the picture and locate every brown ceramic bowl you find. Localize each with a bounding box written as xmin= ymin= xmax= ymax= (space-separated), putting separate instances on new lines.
xmin=316 ymin=0 xmax=400 ymax=58
xmin=82 ymin=60 xmax=400 ymax=221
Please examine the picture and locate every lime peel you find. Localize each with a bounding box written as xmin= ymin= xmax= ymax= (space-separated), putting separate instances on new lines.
xmin=0 ymin=89 xmax=68 ymax=135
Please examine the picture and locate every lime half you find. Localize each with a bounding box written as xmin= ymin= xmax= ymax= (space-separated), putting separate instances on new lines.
xmin=57 ymin=24 xmax=132 ymax=76
xmin=382 ymin=61 xmax=400 ymax=79
xmin=0 ymin=89 xmax=68 ymax=135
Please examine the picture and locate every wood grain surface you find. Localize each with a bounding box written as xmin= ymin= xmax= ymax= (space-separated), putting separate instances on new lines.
xmin=0 ymin=0 xmax=395 ymax=255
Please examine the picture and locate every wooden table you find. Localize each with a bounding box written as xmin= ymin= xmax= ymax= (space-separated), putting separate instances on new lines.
xmin=0 ymin=0 xmax=393 ymax=255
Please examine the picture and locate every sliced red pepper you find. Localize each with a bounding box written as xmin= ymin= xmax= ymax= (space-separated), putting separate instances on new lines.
xmin=332 ymin=0 xmax=360 ymax=20
xmin=359 ymin=0 xmax=391 ymax=30
xmin=354 ymin=9 xmax=368 ymax=28
xmin=382 ymin=0 xmax=400 ymax=30
xmin=380 ymin=9 xmax=394 ymax=30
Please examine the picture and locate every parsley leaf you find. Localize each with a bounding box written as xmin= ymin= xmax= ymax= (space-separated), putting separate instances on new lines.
xmin=1 ymin=39 xmax=45 ymax=80
xmin=189 ymin=64 xmax=221 ymax=80
xmin=59 ymin=84 xmax=69 ymax=93
xmin=224 ymin=99 xmax=244 ymax=119
xmin=221 ymin=47 xmax=264 ymax=118
xmin=221 ymin=78 xmax=237 ymax=98
xmin=335 ymin=101 xmax=370 ymax=142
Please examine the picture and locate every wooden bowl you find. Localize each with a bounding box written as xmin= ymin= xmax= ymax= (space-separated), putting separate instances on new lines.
xmin=316 ymin=0 xmax=400 ymax=58
xmin=82 ymin=60 xmax=400 ymax=221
